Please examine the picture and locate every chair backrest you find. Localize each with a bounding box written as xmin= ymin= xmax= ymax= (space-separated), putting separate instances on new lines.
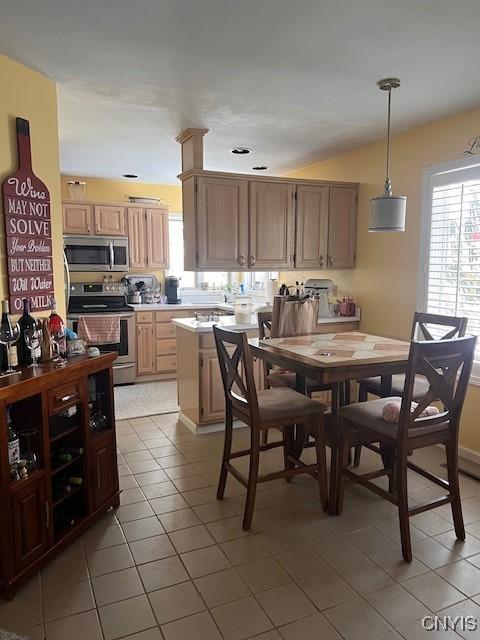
xmin=411 ymin=312 xmax=468 ymax=341
xmin=257 ymin=311 xmax=272 ymax=340
xmin=213 ymin=325 xmax=259 ymax=423
xmin=271 ymin=296 xmax=320 ymax=338
xmin=397 ymin=335 xmax=476 ymax=444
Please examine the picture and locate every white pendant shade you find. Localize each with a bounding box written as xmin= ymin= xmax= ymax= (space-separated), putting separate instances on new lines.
xmin=368 ymin=194 xmax=407 ymax=232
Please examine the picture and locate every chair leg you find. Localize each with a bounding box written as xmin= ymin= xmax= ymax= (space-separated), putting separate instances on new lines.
xmin=446 ymin=440 xmax=465 ymax=540
xmin=283 ymin=425 xmax=295 ymax=483
xmin=243 ymin=428 xmax=261 ymax=530
xmin=353 ymin=445 xmax=362 ymax=467
xmin=358 ymin=384 xmax=367 ymax=402
xmin=217 ymin=409 xmax=233 ymax=500
xmin=312 ymin=416 xmax=328 ymax=511
xmin=396 ymin=451 xmax=412 ymax=562
xmin=335 ymin=426 xmax=349 ymax=515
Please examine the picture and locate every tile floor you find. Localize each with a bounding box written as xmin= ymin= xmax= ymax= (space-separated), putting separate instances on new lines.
xmin=3 ymin=412 xmax=480 ymax=639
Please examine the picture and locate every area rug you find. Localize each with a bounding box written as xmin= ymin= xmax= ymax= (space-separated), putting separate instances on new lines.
xmin=0 ymin=631 xmax=30 ymax=640
xmin=114 ymin=380 xmax=179 ymax=420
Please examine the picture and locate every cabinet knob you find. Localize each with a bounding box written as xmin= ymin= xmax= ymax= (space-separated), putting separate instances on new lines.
xmin=238 ymin=254 xmax=245 ymax=267
xmin=249 ymin=255 xmax=256 ymax=268
xmin=319 ymin=255 xmax=325 ymax=267
xmin=327 ymin=255 xmax=333 ymax=267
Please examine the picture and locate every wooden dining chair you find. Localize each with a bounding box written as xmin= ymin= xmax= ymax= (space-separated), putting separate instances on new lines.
xmin=213 ymin=325 xmax=328 ymax=530
xmin=358 ymin=312 xmax=468 ymax=402
xmin=336 ymin=334 xmax=476 ymax=562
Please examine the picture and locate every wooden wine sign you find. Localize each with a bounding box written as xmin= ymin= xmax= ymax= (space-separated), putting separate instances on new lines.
xmin=2 ymin=118 xmax=54 ymax=313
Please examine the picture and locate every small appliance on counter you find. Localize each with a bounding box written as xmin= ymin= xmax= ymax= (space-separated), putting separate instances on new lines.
xmin=164 ymin=276 xmax=181 ymax=304
xmin=123 ymin=273 xmax=159 ymax=304
xmin=304 ymin=278 xmax=335 ymax=317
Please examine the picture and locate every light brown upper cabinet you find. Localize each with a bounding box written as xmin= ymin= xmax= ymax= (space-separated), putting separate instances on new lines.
xmin=327 ymin=187 xmax=357 ymax=269
xmin=63 ymin=203 xmax=93 ymax=235
xmin=249 ymin=181 xmax=295 ymax=270
xmin=196 ymin=176 xmax=248 ymax=269
xmin=178 ymin=170 xmax=357 ymax=271
xmin=127 ymin=207 xmax=148 ymax=268
xmin=295 ymin=185 xmax=329 ymax=269
xmin=127 ymin=207 xmax=170 ymax=269
xmin=146 ymin=209 xmax=169 ymax=269
xmin=93 ymin=205 xmax=126 ymax=236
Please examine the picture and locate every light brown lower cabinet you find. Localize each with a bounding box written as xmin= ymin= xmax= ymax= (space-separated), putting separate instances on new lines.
xmin=199 ymin=350 xmax=226 ymax=423
xmin=136 ymin=323 xmax=155 ymax=375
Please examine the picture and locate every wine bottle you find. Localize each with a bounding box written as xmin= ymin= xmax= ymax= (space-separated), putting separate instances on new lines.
xmin=48 ymin=299 xmax=66 ymax=357
xmin=7 ymin=408 xmax=20 ymax=469
xmin=57 ymin=452 xmax=73 ymax=463
xmin=68 ymin=476 xmax=83 ymax=485
xmin=18 ymin=298 xmax=36 ymax=366
xmin=60 ymin=446 xmax=84 ymax=456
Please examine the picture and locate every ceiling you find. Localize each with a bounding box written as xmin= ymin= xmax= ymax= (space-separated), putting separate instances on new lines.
xmin=1 ymin=0 xmax=480 ymax=184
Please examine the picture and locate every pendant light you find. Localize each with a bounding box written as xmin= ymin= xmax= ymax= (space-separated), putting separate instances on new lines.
xmin=368 ymin=78 xmax=406 ymax=232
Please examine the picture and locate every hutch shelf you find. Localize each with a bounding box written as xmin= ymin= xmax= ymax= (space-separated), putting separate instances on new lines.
xmin=0 ymin=353 xmax=119 ymax=599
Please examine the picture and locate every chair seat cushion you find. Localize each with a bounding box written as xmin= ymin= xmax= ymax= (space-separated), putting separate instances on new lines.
xmin=339 ymin=397 xmax=448 ymax=440
xmin=267 ymin=371 xmax=329 ymax=393
xmin=257 ymin=387 xmax=325 ymax=427
xmin=359 ymin=374 xmax=430 ymax=400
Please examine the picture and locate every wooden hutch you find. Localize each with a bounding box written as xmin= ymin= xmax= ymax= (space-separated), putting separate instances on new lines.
xmin=0 ymin=353 xmax=119 ymax=599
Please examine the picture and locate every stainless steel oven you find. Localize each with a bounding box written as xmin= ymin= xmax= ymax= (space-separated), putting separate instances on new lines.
xmin=66 ymin=282 xmax=136 ymax=385
xmin=64 ymin=235 xmax=129 ymax=271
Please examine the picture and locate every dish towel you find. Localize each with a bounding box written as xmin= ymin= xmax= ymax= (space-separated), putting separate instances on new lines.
xmin=77 ymin=315 xmax=120 ymax=345
xmin=382 ymin=400 xmax=439 ymax=423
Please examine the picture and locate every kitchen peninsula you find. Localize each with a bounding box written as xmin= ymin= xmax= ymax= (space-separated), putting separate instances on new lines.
xmin=174 ymin=311 xmax=360 ymax=431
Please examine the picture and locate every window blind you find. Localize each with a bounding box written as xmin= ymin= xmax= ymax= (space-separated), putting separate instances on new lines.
xmin=426 ymin=179 xmax=480 ymax=350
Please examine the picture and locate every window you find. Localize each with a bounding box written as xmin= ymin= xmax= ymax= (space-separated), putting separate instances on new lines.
xmin=167 ymin=214 xmax=195 ymax=288
xmin=420 ymin=158 xmax=480 ymax=370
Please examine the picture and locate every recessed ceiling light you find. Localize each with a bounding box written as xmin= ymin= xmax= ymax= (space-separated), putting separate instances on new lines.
xmin=252 ymin=166 xmax=268 ymax=171
xmin=230 ymin=147 xmax=251 ymax=155
xmin=122 ymin=173 xmax=138 ymax=178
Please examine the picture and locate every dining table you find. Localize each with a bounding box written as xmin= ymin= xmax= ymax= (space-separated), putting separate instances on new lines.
xmin=248 ymin=330 xmax=412 ymax=514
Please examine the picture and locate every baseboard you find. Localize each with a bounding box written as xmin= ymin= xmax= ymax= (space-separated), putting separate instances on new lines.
xmin=458 ymin=444 xmax=480 ymax=467
xmin=178 ymin=412 xmax=242 ymax=435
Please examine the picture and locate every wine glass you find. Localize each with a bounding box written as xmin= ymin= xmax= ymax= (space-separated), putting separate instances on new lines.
xmin=24 ymin=321 xmax=43 ymax=368
xmin=0 ymin=322 xmax=20 ymax=375
xmin=20 ymin=429 xmax=39 ymax=471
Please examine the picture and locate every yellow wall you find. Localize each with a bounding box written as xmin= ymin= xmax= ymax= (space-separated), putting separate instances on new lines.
xmin=60 ymin=176 xmax=182 ymax=212
xmin=60 ymin=176 xmax=182 ymax=285
xmin=0 ymin=55 xmax=65 ymax=317
xmin=285 ymin=105 xmax=480 ymax=453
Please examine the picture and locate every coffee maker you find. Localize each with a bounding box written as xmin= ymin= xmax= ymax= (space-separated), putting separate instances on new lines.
xmin=164 ymin=276 xmax=181 ymax=304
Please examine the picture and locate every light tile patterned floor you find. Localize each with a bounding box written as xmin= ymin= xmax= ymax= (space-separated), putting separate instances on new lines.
xmin=3 ymin=412 xmax=480 ymax=639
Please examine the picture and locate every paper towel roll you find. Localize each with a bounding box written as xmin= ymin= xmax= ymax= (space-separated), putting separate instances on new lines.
xmin=266 ymin=279 xmax=278 ymax=304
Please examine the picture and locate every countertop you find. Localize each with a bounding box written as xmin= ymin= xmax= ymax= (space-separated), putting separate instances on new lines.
xmin=173 ymin=312 xmax=361 ymax=334
xmin=131 ymin=302 xmax=234 ymax=312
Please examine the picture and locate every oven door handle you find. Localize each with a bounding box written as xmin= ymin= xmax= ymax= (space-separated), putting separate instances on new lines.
xmin=109 ymin=242 xmax=114 ymax=269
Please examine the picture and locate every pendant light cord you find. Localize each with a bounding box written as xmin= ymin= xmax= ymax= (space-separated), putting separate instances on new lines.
xmin=384 ymin=87 xmax=392 ymax=196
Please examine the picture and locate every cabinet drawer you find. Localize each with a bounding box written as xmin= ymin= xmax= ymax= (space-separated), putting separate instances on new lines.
xmin=48 ymin=381 xmax=81 ymax=414
xmin=156 ymin=338 xmax=177 ymax=355
xmin=156 ymin=310 xmax=190 ymax=323
xmin=136 ymin=312 xmax=154 ymax=324
xmin=156 ymin=322 xmax=176 ymax=339
xmin=156 ymin=355 xmax=177 ymax=372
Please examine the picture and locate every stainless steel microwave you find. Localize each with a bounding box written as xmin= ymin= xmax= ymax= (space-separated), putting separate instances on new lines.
xmin=64 ymin=236 xmax=129 ymax=272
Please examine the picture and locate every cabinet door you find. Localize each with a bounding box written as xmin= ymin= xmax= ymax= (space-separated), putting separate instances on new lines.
xmin=94 ymin=205 xmax=126 ymax=236
xmin=295 ymin=186 xmax=329 ymax=269
xmin=196 ymin=177 xmax=249 ymax=269
xmin=137 ymin=323 xmax=155 ymax=375
xmin=146 ymin=209 xmax=169 ymax=269
xmin=91 ymin=435 xmax=116 ymax=510
xmin=327 ymin=187 xmax=357 ymax=269
xmin=127 ymin=208 xmax=147 ymax=268
xmin=249 ymin=181 xmax=295 ymax=269
xmin=12 ymin=477 xmax=49 ymax=572
xmin=199 ymin=351 xmax=226 ymax=423
xmin=63 ymin=204 xmax=92 ymax=235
